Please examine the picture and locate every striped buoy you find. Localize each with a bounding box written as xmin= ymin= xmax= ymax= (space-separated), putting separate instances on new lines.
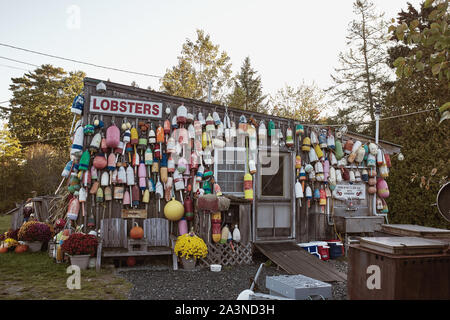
xmin=244 ymin=173 xmax=253 ymax=200
xmin=70 ymin=125 xmax=84 ymax=159
xmin=67 ymin=197 xmax=80 ymax=221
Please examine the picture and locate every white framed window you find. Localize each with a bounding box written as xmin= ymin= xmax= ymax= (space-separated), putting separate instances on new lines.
xmin=213 ymin=147 xmax=247 ymax=196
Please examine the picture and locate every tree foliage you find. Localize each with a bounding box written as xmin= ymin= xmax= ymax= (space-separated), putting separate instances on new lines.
xmin=268 ymin=81 xmax=326 ymax=122
xmin=327 ymin=0 xmax=391 ymax=129
xmin=390 ymin=0 xmax=449 ymax=123
xmin=4 ymin=64 xmax=85 ymax=149
xmin=382 ymin=1 xmax=450 ymax=229
xmin=0 ymin=124 xmax=22 ymax=159
xmin=226 ymin=57 xmax=267 ymax=112
xmin=160 ymin=29 xmax=233 ymax=104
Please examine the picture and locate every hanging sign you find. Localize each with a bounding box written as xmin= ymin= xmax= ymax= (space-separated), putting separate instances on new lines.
xmin=90 ymin=96 xmax=163 ymax=119
xmin=121 ymin=209 xmax=147 ymax=219
xmin=333 ymin=184 xmax=366 ymax=200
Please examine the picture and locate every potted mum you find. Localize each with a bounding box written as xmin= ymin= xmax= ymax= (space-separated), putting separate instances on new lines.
xmin=18 ymin=221 xmax=52 ymax=252
xmin=61 ymin=233 xmax=98 ymax=270
xmin=174 ymin=231 xmax=208 ymax=270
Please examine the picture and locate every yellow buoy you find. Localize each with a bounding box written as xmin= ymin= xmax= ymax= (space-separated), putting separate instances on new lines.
xmin=244 ymin=173 xmax=253 ymax=201
xmin=164 ymin=197 xmax=184 ymax=221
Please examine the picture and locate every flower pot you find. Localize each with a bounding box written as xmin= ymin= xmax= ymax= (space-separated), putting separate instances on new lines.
xmin=25 ymin=241 xmax=42 ymax=252
xmin=181 ymin=256 xmax=197 ymax=270
xmin=70 ymin=254 xmax=90 ymax=270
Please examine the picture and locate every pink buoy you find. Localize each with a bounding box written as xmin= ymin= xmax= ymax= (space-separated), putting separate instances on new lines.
xmin=123 ymin=190 xmax=131 ymax=206
xmin=106 ymin=123 xmax=120 ymax=148
xmin=377 ymin=178 xmax=390 ymax=198
xmin=178 ymin=218 xmax=188 ymax=236
xmin=93 ymin=153 xmax=107 ymax=170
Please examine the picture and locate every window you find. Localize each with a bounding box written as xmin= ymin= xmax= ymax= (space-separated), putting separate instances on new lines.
xmin=258 ymin=153 xmax=290 ymax=199
xmin=214 ymin=147 xmax=247 ymax=196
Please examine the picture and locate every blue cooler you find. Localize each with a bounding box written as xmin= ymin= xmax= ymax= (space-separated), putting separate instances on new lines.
xmin=297 ymin=243 xmax=320 ymax=259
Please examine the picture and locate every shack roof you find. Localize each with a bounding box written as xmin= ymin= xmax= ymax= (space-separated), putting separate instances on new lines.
xmin=84 ymin=77 xmax=402 ymax=154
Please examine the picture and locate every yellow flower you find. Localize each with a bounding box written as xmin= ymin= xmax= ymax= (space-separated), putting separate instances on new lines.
xmin=5 ymin=238 xmax=18 ymax=247
xmin=174 ymin=233 xmax=208 ymax=259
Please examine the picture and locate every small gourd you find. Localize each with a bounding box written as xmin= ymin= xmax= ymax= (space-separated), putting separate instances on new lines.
xmin=15 ymin=244 xmax=28 ymax=253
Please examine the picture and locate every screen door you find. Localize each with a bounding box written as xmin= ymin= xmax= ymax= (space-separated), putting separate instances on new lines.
xmin=255 ymin=152 xmax=294 ymax=241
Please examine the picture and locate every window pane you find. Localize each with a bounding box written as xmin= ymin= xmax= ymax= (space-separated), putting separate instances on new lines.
xmin=261 ymin=155 xmax=284 ymax=197
xmin=218 ymin=172 xmax=227 ymax=182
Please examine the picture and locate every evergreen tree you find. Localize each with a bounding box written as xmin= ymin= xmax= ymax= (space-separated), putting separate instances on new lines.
xmin=227 ymin=57 xmax=267 ymax=112
xmin=160 ymin=29 xmax=233 ymax=104
xmin=3 ymin=64 xmax=85 ymax=149
xmin=327 ymin=0 xmax=390 ymax=132
xmin=382 ymin=2 xmax=450 ymax=229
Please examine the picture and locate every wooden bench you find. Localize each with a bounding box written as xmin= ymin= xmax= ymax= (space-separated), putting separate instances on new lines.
xmin=96 ymin=218 xmax=177 ymax=271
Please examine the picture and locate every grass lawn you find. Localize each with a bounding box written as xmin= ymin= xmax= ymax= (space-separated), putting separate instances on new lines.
xmin=0 ymin=214 xmax=11 ymax=233
xmin=0 ymin=214 xmax=132 ymax=300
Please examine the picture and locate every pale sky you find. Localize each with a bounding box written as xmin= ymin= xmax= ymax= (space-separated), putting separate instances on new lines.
xmin=0 ymin=0 xmax=421 ymax=113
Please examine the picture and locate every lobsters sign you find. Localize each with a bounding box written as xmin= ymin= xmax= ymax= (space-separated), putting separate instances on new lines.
xmin=90 ymin=96 xmax=163 ymax=119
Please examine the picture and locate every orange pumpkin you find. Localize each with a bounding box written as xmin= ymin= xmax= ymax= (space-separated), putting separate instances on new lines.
xmin=130 ymin=222 xmax=144 ymax=240
xmin=15 ymin=245 xmax=28 ymax=253
xmin=0 ymin=246 xmax=8 ymax=254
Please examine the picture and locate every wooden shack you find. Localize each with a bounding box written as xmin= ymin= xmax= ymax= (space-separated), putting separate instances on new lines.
xmin=72 ymin=77 xmax=401 ymax=268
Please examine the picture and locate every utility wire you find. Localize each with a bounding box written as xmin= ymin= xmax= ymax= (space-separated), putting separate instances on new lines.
xmin=297 ymin=108 xmax=439 ymax=128
xmin=0 ymin=42 xmax=163 ymax=79
xmin=0 ymin=63 xmax=31 ymax=72
xmin=0 ymin=56 xmax=39 ymax=68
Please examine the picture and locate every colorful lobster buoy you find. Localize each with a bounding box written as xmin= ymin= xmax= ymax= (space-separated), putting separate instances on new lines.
xmin=377 ymin=178 xmax=389 ymax=198
xmin=286 ymin=127 xmax=294 ymax=148
xmin=244 ymin=173 xmax=253 ymax=201
xmin=305 ymin=185 xmax=312 ymax=208
xmin=295 ymin=124 xmax=304 ymax=136
xmin=70 ymin=124 xmax=84 ymax=159
xmin=211 ymin=212 xmax=222 ymax=243
xmin=335 ymin=139 xmax=344 ymax=160
xmin=302 ymin=137 xmax=311 ymax=152
xmin=67 ymin=197 xmax=80 ymax=221
xmin=106 ymin=122 xmax=120 ymax=149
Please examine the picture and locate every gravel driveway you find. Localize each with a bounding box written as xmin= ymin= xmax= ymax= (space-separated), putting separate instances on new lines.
xmin=117 ymin=255 xmax=348 ymax=300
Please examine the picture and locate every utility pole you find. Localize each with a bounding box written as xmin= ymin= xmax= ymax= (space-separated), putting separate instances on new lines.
xmin=207 ymin=80 xmax=212 ymax=103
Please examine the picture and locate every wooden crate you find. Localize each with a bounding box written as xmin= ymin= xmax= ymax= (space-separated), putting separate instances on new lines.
xmin=199 ymin=242 xmax=253 ymax=267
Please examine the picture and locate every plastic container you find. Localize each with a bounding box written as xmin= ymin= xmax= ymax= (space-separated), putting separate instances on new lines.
xmin=309 ymin=241 xmax=330 ymax=261
xmin=210 ymin=264 xmax=222 ymax=272
xmin=327 ymin=240 xmax=345 ymax=259
xmin=327 ymin=240 xmax=345 ymax=257
xmin=297 ymin=243 xmax=320 ymax=259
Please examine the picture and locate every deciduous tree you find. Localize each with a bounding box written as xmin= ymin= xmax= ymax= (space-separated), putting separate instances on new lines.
xmin=269 ymin=81 xmax=325 ymax=122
